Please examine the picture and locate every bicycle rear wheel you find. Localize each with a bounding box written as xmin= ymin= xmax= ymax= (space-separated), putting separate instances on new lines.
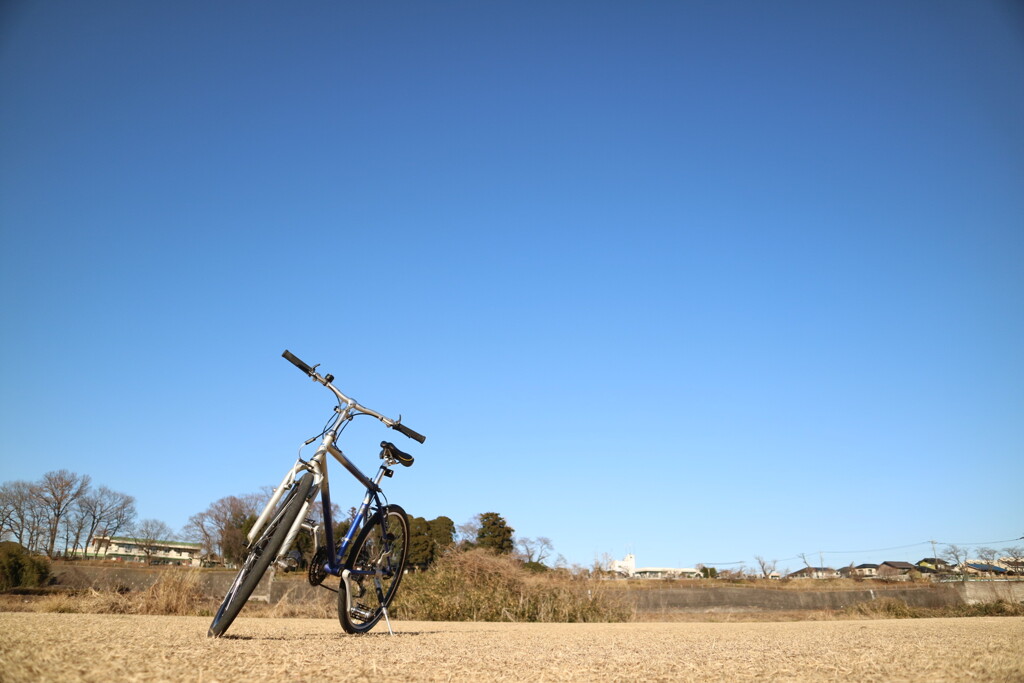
xmin=338 ymin=504 xmax=409 ymax=634
xmin=208 ymin=473 xmax=313 ymax=637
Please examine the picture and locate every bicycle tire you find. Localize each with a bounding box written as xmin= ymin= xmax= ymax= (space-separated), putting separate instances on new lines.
xmin=338 ymin=504 xmax=409 ymax=634
xmin=208 ymin=473 xmax=313 ymax=637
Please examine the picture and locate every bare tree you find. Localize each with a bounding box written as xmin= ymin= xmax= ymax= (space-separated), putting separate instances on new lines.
xmin=183 ymin=493 xmax=263 ymax=565
xmin=38 ymin=470 xmax=91 ymax=557
xmin=755 ymin=555 xmax=777 ymax=579
xmin=182 ymin=510 xmax=216 ymax=559
xmin=61 ymin=503 xmax=91 ymax=559
xmin=516 ymin=536 xmax=554 ymax=565
xmin=104 ymin=492 xmax=136 ymax=548
xmin=455 ymin=514 xmax=482 ymax=549
xmin=974 ymin=546 xmax=999 ymax=568
xmin=942 ymin=544 xmax=969 ymax=580
xmin=0 ymin=485 xmax=15 ymax=539
xmin=132 ymin=519 xmax=174 ymax=564
xmin=79 ymin=486 xmax=136 ymax=556
xmin=1002 ymin=545 xmax=1024 ymax=574
xmin=719 ymin=564 xmax=749 ymax=580
xmin=1 ymin=481 xmax=47 ymax=551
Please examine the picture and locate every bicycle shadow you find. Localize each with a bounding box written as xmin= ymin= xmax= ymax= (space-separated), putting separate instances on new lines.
xmin=212 ymin=630 xmax=431 ymax=641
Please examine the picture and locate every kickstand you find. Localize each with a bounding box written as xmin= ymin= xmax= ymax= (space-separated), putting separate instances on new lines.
xmin=380 ymin=603 xmax=395 ymax=636
xmin=372 ymin=573 xmax=395 ymax=636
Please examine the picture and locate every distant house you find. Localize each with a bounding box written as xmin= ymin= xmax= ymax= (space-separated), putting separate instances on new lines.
xmin=609 ymin=554 xmax=636 ymax=577
xmin=999 ymin=557 xmax=1024 ymax=575
xmin=966 ymin=563 xmax=1009 ymax=576
xmin=609 ymin=554 xmax=702 ymax=579
xmin=634 ymin=567 xmax=703 ymax=579
xmin=916 ymin=558 xmax=953 ymax=572
xmin=877 ymin=561 xmax=918 ymax=577
xmin=86 ymin=536 xmax=203 ymax=566
xmin=840 ymin=564 xmax=878 ymax=578
xmin=787 ymin=567 xmax=840 ymax=579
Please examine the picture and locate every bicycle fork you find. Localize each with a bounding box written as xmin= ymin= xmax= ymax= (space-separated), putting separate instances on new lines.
xmin=340 ymin=567 xmax=395 ymax=636
xmin=247 ymin=460 xmax=321 ymax=567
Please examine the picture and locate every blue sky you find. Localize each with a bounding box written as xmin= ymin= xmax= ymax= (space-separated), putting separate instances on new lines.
xmin=1 ymin=1 xmax=1022 ymax=573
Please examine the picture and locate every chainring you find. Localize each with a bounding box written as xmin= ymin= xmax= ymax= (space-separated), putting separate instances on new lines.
xmin=308 ymin=547 xmax=328 ymax=586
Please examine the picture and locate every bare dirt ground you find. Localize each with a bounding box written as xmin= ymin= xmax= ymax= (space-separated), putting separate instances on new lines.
xmin=1 ymin=613 xmax=1022 ymax=682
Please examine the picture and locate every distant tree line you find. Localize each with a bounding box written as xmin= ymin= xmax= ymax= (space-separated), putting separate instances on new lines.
xmin=2 ymin=471 xmax=554 ymax=571
xmin=184 ymin=490 xmax=549 ymax=572
xmin=0 ymin=470 xmax=137 ymax=559
xmin=12 ymin=471 xmax=1018 ymax=581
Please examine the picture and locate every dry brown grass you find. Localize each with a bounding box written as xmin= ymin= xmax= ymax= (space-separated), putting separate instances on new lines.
xmin=9 ymin=559 xmax=1022 ymax=627
xmin=259 ymin=585 xmax=336 ymax=620
xmin=394 ymin=549 xmax=631 ymax=622
xmin=31 ymin=569 xmax=206 ymax=616
xmin=632 ymin=609 xmax=843 ymax=623
xmin=613 ymin=576 xmax=935 ymax=591
xmin=1 ymin=613 xmax=1021 ymax=681
xmin=842 ymin=596 xmax=1024 ymax=619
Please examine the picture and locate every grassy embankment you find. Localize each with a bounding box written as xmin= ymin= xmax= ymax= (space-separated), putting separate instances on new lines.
xmin=2 ymin=550 xmax=1022 ymax=622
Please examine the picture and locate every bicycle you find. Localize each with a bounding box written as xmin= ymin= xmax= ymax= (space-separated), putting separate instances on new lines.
xmin=207 ymin=350 xmax=425 ymax=638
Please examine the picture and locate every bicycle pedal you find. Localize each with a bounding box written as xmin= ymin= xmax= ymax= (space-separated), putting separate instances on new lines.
xmin=275 ymin=557 xmax=300 ymax=571
xmin=351 ymin=604 xmax=374 ymax=620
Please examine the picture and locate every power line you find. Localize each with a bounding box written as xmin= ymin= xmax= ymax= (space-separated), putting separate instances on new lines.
xmin=779 ymin=536 xmax=1024 ymax=564
xmin=689 ymin=536 xmax=1023 ymax=568
xmin=941 ymin=537 xmax=1024 ymax=546
xmin=820 ymin=541 xmax=931 ymax=555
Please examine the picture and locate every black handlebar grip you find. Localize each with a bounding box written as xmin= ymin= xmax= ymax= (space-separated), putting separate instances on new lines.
xmin=394 ymin=423 xmax=426 ymax=444
xmin=282 ymin=349 xmax=314 ymax=376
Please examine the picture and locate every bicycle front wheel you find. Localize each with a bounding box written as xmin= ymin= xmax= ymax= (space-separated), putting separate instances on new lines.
xmin=338 ymin=504 xmax=409 ymax=634
xmin=208 ymin=473 xmax=313 ymax=637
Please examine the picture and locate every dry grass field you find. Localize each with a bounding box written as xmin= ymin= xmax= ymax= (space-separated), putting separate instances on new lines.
xmin=1 ymin=613 xmax=1021 ymax=681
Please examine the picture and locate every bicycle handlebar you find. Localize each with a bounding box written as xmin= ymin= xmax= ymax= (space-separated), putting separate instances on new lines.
xmin=282 ymin=349 xmax=314 ymax=376
xmin=393 ymin=422 xmax=426 ymax=444
xmin=281 ymin=349 xmax=426 ymax=443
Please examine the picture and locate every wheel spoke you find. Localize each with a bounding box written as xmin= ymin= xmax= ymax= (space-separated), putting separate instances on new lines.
xmin=338 ymin=505 xmax=409 ymax=634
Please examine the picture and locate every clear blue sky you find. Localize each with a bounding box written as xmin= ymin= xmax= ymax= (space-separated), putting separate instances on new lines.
xmin=2 ymin=1 xmax=1022 ymax=573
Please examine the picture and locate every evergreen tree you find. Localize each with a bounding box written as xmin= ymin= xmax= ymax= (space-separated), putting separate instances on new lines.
xmin=407 ymin=516 xmax=433 ymax=569
xmin=427 ymin=516 xmax=455 ymax=554
xmin=475 ymin=512 xmax=514 ymax=554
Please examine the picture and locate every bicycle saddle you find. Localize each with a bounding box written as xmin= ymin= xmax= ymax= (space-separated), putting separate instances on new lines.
xmin=380 ymin=441 xmax=414 ymax=467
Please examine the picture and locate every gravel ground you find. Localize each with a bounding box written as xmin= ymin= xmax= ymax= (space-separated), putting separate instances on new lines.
xmin=1 ymin=613 xmax=1022 ymax=682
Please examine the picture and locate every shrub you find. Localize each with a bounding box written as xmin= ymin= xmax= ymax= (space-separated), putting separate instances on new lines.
xmin=393 ymin=548 xmax=631 ymax=622
xmin=951 ymin=600 xmax=1024 ymax=617
xmin=134 ymin=570 xmax=204 ymax=615
xmin=842 ymin=597 xmax=1024 ymax=620
xmin=843 ymin=597 xmax=920 ymax=619
xmin=36 ymin=569 xmax=204 ymax=616
xmin=38 ymin=588 xmax=133 ymax=614
xmin=0 ymin=542 xmax=50 ymax=591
